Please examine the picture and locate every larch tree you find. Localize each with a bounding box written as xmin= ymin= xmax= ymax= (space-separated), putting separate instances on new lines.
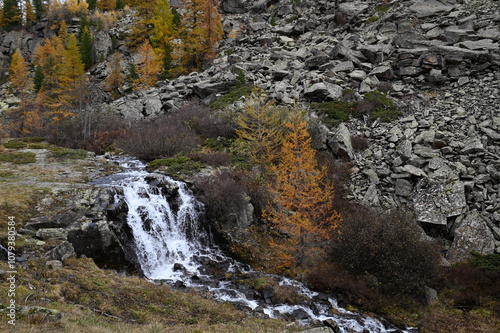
xmin=179 ymin=0 xmax=223 ymax=71
xmin=127 ymin=0 xmax=156 ymax=48
xmin=98 ymin=0 xmax=116 ymax=11
xmin=133 ymin=39 xmax=161 ymax=90
xmin=58 ymin=33 xmax=87 ymax=110
xmin=263 ymin=111 xmax=342 ymax=270
xmin=236 ymin=94 xmax=287 ymax=170
xmin=9 ymin=49 xmax=31 ymax=93
xmin=104 ymin=52 xmax=124 ymax=94
xmin=150 ymin=0 xmax=176 ymax=74
xmin=25 ymin=0 xmax=36 ymax=26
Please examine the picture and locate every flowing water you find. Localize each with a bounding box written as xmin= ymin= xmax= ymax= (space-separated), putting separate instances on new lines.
xmin=94 ymin=156 xmax=418 ymax=333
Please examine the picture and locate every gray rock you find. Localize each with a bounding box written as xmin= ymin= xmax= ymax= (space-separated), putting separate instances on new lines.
xmin=409 ymin=0 xmax=455 ymax=18
xmin=221 ymin=0 xmax=247 ymax=14
xmin=194 ymin=80 xmax=237 ymax=99
xmin=447 ymin=210 xmax=496 ymax=263
xmin=461 ymin=138 xmax=484 ymax=154
xmin=402 ymin=165 xmax=427 ymax=177
xmin=304 ymin=82 xmax=343 ymax=101
xmin=395 ymin=179 xmax=413 ymax=197
xmin=328 ymin=123 xmax=354 ymax=160
xmin=369 ymin=65 xmax=394 ymax=80
xmin=413 ymin=177 xmax=466 ymax=225
xmin=44 ymin=241 xmax=76 ymax=261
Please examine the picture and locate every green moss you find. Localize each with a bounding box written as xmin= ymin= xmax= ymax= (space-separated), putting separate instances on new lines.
xmin=209 ymin=84 xmax=254 ymax=110
xmin=19 ymin=136 xmax=46 ymax=143
xmin=148 ymin=156 xmax=205 ymax=174
xmin=366 ymin=15 xmax=379 ymax=23
xmin=0 ymin=152 xmax=36 ymax=164
xmin=375 ymin=4 xmax=390 ymax=14
xmin=363 ymin=90 xmax=400 ymax=122
xmin=27 ymin=143 xmax=50 ymax=149
xmin=311 ymin=101 xmax=355 ymax=127
xmin=3 ymin=140 xmax=28 ymax=149
xmin=49 ymin=147 xmax=88 ymax=159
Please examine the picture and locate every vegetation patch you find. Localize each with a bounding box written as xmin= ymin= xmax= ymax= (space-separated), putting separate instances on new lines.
xmin=469 ymin=252 xmax=500 ymax=271
xmin=311 ymin=100 xmax=355 ymax=127
xmin=147 ymin=156 xmax=205 ymax=174
xmin=49 ymin=147 xmax=88 ymax=160
xmin=209 ymin=84 xmax=254 ymax=110
xmin=3 ymin=140 xmax=28 ymax=149
xmin=19 ymin=136 xmax=46 ymax=143
xmin=0 ymin=151 xmax=37 ymax=164
xmin=312 ymin=90 xmax=400 ymax=128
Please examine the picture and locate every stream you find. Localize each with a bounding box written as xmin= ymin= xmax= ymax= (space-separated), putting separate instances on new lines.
xmin=93 ymin=156 xmax=418 ymax=333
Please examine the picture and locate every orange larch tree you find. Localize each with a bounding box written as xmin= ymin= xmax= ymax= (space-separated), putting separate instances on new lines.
xmin=9 ymin=49 xmax=31 ymax=93
xmin=133 ymin=39 xmax=161 ymax=90
xmin=263 ymin=111 xmax=342 ymax=270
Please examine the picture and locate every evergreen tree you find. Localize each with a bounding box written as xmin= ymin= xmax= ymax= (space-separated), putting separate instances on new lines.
xmin=2 ymin=0 xmax=22 ymax=30
xmin=33 ymin=0 xmax=45 ymax=19
xmin=33 ymin=65 xmax=44 ymax=93
xmin=88 ymin=0 xmax=97 ymax=11
xmin=79 ymin=26 xmax=93 ymax=70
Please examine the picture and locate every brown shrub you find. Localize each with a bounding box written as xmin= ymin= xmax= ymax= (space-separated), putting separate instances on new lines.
xmin=327 ymin=206 xmax=442 ymax=301
xmin=350 ymin=134 xmax=369 ymax=151
xmin=192 ymin=150 xmax=232 ymax=167
xmin=117 ymin=115 xmax=200 ymax=160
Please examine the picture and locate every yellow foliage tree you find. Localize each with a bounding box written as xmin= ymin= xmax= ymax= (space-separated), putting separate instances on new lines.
xmin=263 ymin=111 xmax=342 ymax=270
xmin=9 ymin=49 xmax=31 ymax=93
xmin=25 ymin=0 xmax=36 ymax=25
xmin=104 ymin=52 xmax=124 ymax=93
xmin=236 ymin=94 xmax=287 ymax=170
xmin=98 ymin=0 xmax=116 ymax=11
xmin=133 ymin=39 xmax=161 ymax=90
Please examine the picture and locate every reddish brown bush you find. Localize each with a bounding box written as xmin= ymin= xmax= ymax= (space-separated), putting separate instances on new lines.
xmin=350 ymin=134 xmax=369 ymax=151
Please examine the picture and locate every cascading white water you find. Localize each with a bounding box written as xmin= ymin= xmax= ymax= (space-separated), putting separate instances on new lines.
xmin=97 ymin=156 xmax=417 ymax=333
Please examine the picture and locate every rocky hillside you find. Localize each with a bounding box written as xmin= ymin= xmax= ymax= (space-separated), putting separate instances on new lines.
xmin=101 ymin=0 xmax=500 ymax=262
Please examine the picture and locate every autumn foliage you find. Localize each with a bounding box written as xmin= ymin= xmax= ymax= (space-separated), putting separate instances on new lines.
xmin=262 ymin=111 xmax=342 ymax=270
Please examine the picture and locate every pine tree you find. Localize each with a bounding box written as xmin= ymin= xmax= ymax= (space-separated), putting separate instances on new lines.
xmin=9 ymin=49 xmax=31 ymax=93
xmin=33 ymin=65 xmax=44 ymax=93
xmin=87 ymin=0 xmax=97 ymax=11
xmin=2 ymin=0 xmax=22 ymax=30
xmin=133 ymin=39 xmax=161 ymax=90
xmin=263 ymin=111 xmax=342 ymax=270
xmin=79 ymin=26 xmax=93 ymax=70
xmin=33 ymin=0 xmax=45 ymax=19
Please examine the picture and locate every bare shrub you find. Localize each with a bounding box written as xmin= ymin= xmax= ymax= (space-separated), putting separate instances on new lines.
xmin=192 ymin=150 xmax=232 ymax=167
xmin=328 ymin=206 xmax=441 ymax=300
xmin=173 ymin=100 xmax=236 ymax=139
xmin=193 ymin=169 xmax=248 ymax=221
xmin=117 ymin=116 xmax=200 ymax=160
xmin=350 ymin=134 xmax=369 ymax=151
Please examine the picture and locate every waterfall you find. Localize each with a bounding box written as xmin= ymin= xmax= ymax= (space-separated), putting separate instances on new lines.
xmin=97 ymin=156 xmax=418 ymax=333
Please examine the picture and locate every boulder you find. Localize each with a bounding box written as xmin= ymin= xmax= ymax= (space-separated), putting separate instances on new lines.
xmin=221 ymin=0 xmax=248 ymax=14
xmin=413 ymin=177 xmax=466 ymax=225
xmin=304 ymin=82 xmax=343 ymax=101
xmin=327 ymin=123 xmax=354 ymax=160
xmin=44 ymin=241 xmax=76 ymax=261
xmin=447 ymin=210 xmax=496 ymax=263
xmin=193 ymin=80 xmax=237 ymax=99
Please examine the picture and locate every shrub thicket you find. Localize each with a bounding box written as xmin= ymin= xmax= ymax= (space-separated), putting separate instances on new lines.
xmin=308 ymin=203 xmax=441 ymax=306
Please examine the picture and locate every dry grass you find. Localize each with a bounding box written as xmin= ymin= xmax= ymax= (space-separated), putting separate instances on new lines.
xmin=0 ymin=258 xmax=298 ymax=333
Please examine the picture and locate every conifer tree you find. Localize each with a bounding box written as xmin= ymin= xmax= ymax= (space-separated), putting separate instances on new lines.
xmin=25 ymin=0 xmax=36 ymax=26
xmin=236 ymin=95 xmax=287 ymax=170
xmin=9 ymin=49 xmax=31 ymax=93
xmin=58 ymin=33 xmax=87 ymax=107
xmin=179 ymin=0 xmax=223 ymax=71
xmin=133 ymin=39 xmax=161 ymax=90
xmin=263 ymin=111 xmax=342 ymax=269
xmin=104 ymin=52 xmax=124 ymax=94
xmin=2 ymin=0 xmax=22 ymax=30
xmin=98 ymin=0 xmax=116 ymax=11
xmin=151 ymin=0 xmax=176 ymax=74
xmin=33 ymin=65 xmax=44 ymax=93
xmin=79 ymin=26 xmax=93 ymax=70
xmin=33 ymin=0 xmax=45 ymax=19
